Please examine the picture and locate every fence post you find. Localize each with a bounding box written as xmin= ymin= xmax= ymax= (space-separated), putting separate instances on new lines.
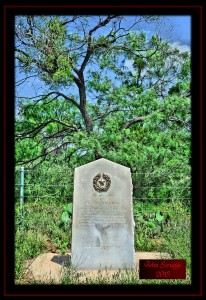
xmin=20 ymin=166 xmax=24 ymax=215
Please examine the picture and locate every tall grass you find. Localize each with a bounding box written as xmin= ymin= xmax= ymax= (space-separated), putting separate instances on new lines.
xmin=15 ymin=200 xmax=191 ymax=284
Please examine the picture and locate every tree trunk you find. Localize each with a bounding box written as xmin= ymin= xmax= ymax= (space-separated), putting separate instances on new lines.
xmin=78 ymin=75 xmax=93 ymax=133
xmin=81 ymin=108 xmax=93 ymax=133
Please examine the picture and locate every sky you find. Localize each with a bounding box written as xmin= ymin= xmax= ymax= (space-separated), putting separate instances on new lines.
xmin=158 ymin=16 xmax=191 ymax=52
xmin=145 ymin=16 xmax=191 ymax=46
xmin=166 ymin=16 xmax=191 ymax=45
xmin=15 ymin=15 xmax=191 ymax=103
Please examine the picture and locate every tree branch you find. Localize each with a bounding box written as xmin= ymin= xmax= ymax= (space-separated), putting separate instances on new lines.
xmin=169 ymin=116 xmax=190 ymax=131
xmin=36 ymin=129 xmax=69 ymax=143
xmin=51 ymin=118 xmax=79 ymax=132
xmin=55 ymin=92 xmax=80 ymax=109
xmin=123 ymin=113 xmax=190 ymax=131
xmin=123 ymin=116 xmax=145 ymax=128
xmin=18 ymin=91 xmax=80 ymax=110
xmin=16 ymin=141 xmax=70 ymax=165
xmin=16 ymin=120 xmax=53 ymax=140
xmin=80 ymin=15 xmax=118 ymax=72
xmin=16 ymin=117 xmax=79 ymax=141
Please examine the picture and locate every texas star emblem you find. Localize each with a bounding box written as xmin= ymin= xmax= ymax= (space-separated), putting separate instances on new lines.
xmin=93 ymin=173 xmax=111 ymax=192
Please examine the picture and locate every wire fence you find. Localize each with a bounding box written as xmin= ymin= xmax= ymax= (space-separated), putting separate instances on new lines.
xmin=15 ymin=165 xmax=191 ymax=214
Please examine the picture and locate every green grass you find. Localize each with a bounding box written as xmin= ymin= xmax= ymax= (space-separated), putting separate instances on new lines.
xmin=133 ymin=201 xmax=191 ymax=253
xmin=15 ymin=199 xmax=191 ymax=285
xmin=15 ymin=200 xmax=72 ymax=280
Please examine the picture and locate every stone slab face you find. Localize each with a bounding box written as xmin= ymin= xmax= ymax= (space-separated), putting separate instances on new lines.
xmin=71 ymin=158 xmax=136 ymax=270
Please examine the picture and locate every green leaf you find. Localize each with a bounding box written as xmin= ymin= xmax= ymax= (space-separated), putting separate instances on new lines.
xmin=64 ymin=203 xmax=73 ymax=214
xmin=145 ymin=220 xmax=156 ymax=229
xmin=61 ymin=211 xmax=70 ymax=223
xmin=156 ymin=211 xmax=165 ymax=222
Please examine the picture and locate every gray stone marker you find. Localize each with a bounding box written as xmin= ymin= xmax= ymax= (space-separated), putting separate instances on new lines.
xmin=71 ymin=158 xmax=136 ymax=270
